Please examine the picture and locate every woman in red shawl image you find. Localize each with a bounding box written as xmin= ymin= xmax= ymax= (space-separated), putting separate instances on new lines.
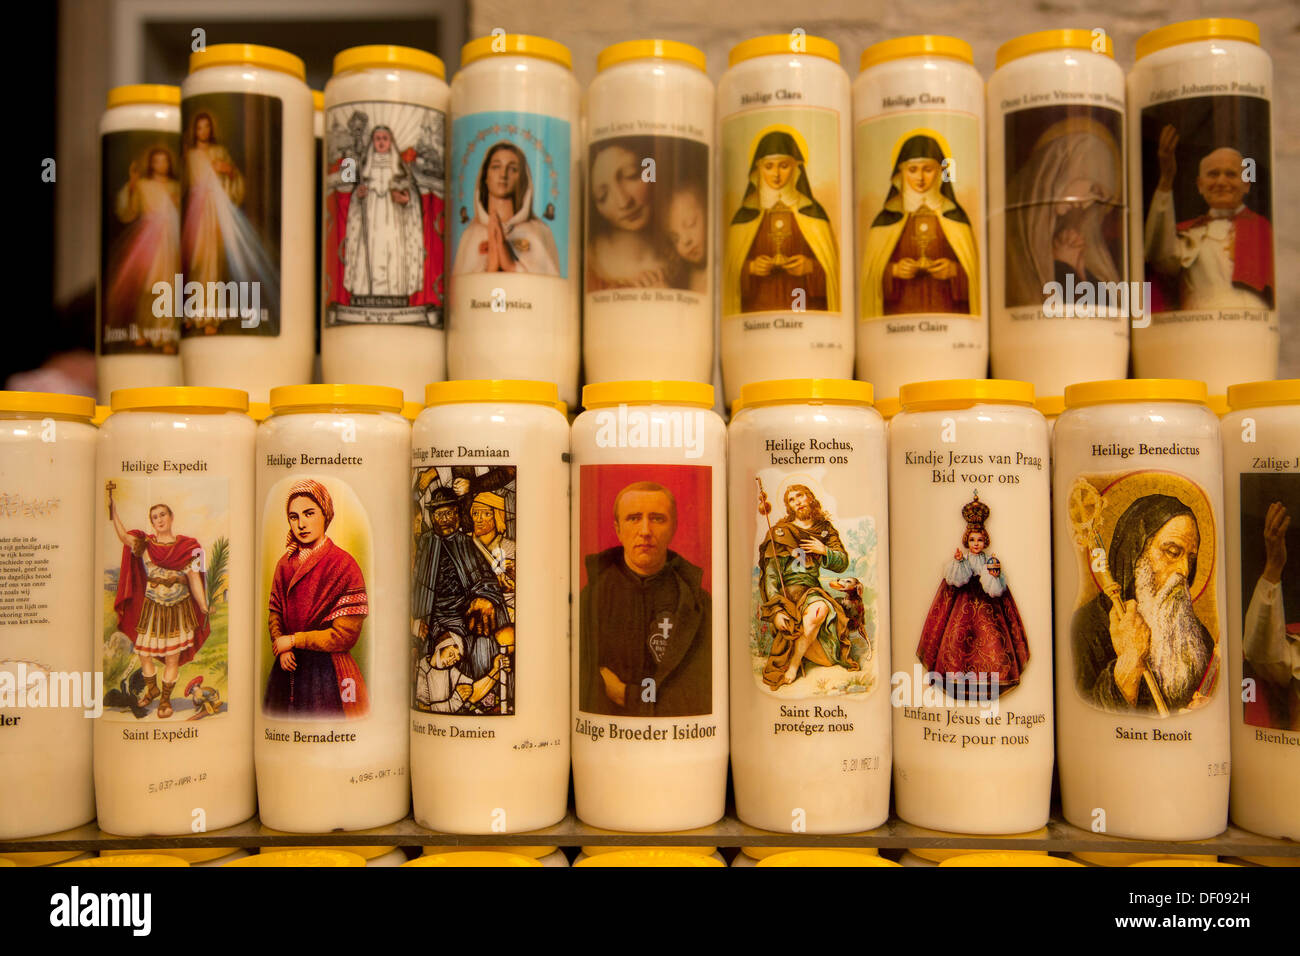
xmin=109 ymin=487 xmax=209 ymax=719
xmin=916 ymin=492 xmax=1030 ymax=700
xmin=263 ymin=479 xmax=370 ymax=719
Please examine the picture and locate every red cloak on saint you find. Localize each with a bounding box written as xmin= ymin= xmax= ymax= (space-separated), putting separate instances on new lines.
xmin=114 ymin=531 xmax=210 ymax=665
xmin=916 ymin=574 xmax=1030 ymax=697
xmin=1147 ymin=206 xmax=1274 ymax=313
xmin=268 ymin=537 xmax=370 ymax=718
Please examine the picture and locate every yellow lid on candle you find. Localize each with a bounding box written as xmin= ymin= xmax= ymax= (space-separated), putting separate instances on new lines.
xmin=940 ymin=853 xmax=1083 ymax=867
xmin=575 ymin=849 xmax=724 ymax=867
xmin=312 ymin=90 xmax=324 ymax=111
xmin=740 ymin=379 xmax=874 ymax=408
xmin=0 ymin=390 xmax=95 ymax=419
xmin=247 ymin=401 xmax=272 ymax=422
xmin=93 ymin=405 xmax=112 ymax=425
xmin=1064 ymin=379 xmax=1207 ymax=409
xmin=997 ymin=29 xmax=1113 ymax=69
xmin=758 ymin=850 xmax=901 ymax=867
xmin=226 ymin=850 xmax=366 ymax=867
xmin=900 ymin=379 xmax=1034 ymax=409
xmin=598 ymin=39 xmax=706 ymax=73
xmin=269 ymin=384 xmax=404 ymax=413
xmin=583 ymin=380 xmax=714 ymax=409
xmin=1035 ymin=396 xmax=1065 ymax=418
xmin=334 ymin=45 xmax=446 ymax=79
xmin=730 ymin=33 xmax=840 ymax=67
xmin=461 ymin=34 xmax=571 ymax=70
xmin=404 ymin=852 xmax=541 ymax=867
xmin=424 ymin=380 xmax=560 ymax=407
xmin=107 ymin=84 xmax=181 ymax=110
xmin=1136 ymin=18 xmax=1259 ymax=60
xmin=189 ymin=43 xmax=306 ymax=82
xmin=861 ymin=35 xmax=973 ymax=71
xmin=111 ymin=387 xmax=248 ymax=412
xmin=1227 ymin=379 xmax=1300 ymax=410
xmin=60 ymin=854 xmax=189 ymax=867
xmin=1206 ymin=395 xmax=1230 ymax=417
xmin=874 ymin=396 xmax=901 ymax=420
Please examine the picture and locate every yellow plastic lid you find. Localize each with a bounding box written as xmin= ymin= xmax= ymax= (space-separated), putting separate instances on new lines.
xmin=575 ymin=849 xmax=724 ymax=867
xmin=311 ymin=90 xmax=324 ymax=111
xmin=404 ymin=851 xmax=542 ymax=868
xmin=598 ymin=39 xmax=706 ymax=73
xmin=111 ymin=386 xmax=248 ymax=413
xmin=730 ymin=398 xmax=745 ymax=417
xmin=0 ymin=859 xmax=14 ymax=867
xmin=1073 ymin=851 xmax=1218 ymax=867
xmin=740 ymin=378 xmax=874 ymax=408
xmin=107 ymin=84 xmax=180 ymax=110
xmin=1128 ymin=859 xmax=1240 ymax=867
xmin=900 ymin=379 xmax=1035 ymax=410
xmin=861 ymin=35 xmax=973 ymax=71
xmin=730 ymin=34 xmax=840 ymax=67
xmin=0 ymin=390 xmax=95 ymax=419
xmin=269 ymin=384 xmax=404 ymax=413
xmin=333 ymin=44 xmax=446 ymax=79
xmin=0 ymin=850 xmax=84 ymax=866
xmin=758 ymin=850 xmax=901 ymax=867
xmin=742 ymin=845 xmax=878 ymax=860
xmin=247 ymin=401 xmax=272 ymax=422
xmin=582 ymin=844 xmax=715 ymax=857
xmin=874 ymin=396 xmax=901 ymax=420
xmin=941 ymin=853 xmax=1083 ymax=867
xmin=1064 ymin=379 xmax=1208 ymax=409
xmin=1239 ymin=855 xmax=1300 ymax=867
xmin=996 ymin=29 xmax=1113 ymax=69
xmin=1035 ymin=396 xmax=1065 ymax=418
xmin=262 ymin=845 xmax=393 ymax=861
xmin=582 ymin=380 xmax=714 ymax=409
xmin=226 ymin=849 xmax=366 ymax=867
xmin=422 ymin=845 xmax=557 ymax=859
xmin=401 ymin=401 xmax=423 ymax=421
xmin=424 ymin=379 xmax=561 ymax=408
xmin=189 ymin=43 xmax=306 ymax=82
xmin=461 ymin=34 xmax=572 ymax=70
xmin=1227 ymin=379 xmax=1300 ymax=410
xmin=553 ymin=400 xmax=569 ymax=417
xmin=60 ymin=854 xmax=189 ymax=867
xmin=1207 ymin=395 xmax=1229 ymax=417
xmin=102 ymin=846 xmax=234 ymax=864
xmin=93 ymin=405 xmax=112 ymax=425
xmin=1136 ymin=18 xmax=1259 ymax=60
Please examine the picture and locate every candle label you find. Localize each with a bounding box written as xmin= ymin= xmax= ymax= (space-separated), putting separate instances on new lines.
xmin=747 ymin=467 xmax=879 ymax=700
xmin=180 ymin=92 xmax=283 ymax=337
xmin=917 ymin=491 xmax=1030 ymax=700
xmin=578 ymin=464 xmax=713 ymax=718
xmin=1137 ymin=94 xmax=1275 ymax=324
xmin=1236 ymin=472 xmax=1298 ymax=733
xmin=99 ymin=129 xmax=183 ymax=355
xmin=323 ymin=99 xmax=448 ymax=330
xmin=449 ymin=110 xmax=571 ymax=281
xmin=100 ymin=475 xmax=230 ymax=723
xmin=1064 ymin=469 xmax=1221 ymax=716
xmin=410 ymin=463 xmax=516 ymax=715
xmin=1000 ymin=104 xmax=1125 ymax=317
xmin=721 ymin=107 xmax=842 ymax=319
xmin=585 ymin=132 xmax=709 ymax=300
xmin=856 ymin=114 xmax=981 ymax=321
xmin=259 ymin=476 xmax=372 ymax=720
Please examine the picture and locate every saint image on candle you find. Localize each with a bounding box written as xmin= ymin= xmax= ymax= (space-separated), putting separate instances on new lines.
xmin=917 ymin=492 xmax=1030 ymax=700
xmin=1240 ymin=492 xmax=1298 ymax=731
xmin=108 ymin=488 xmax=210 ymax=720
xmin=263 ymin=479 xmax=370 ymax=719
xmin=724 ymin=127 xmax=839 ymax=315
xmin=451 ymin=141 xmax=560 ymax=276
xmin=860 ymin=134 xmax=977 ymax=318
xmin=579 ymin=481 xmax=711 ymax=717
xmin=1071 ymin=490 xmax=1219 ymax=715
xmin=342 ymin=125 xmax=425 ymax=298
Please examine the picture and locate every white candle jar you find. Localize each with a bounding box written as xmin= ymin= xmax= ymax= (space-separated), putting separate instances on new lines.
xmin=0 ymin=392 xmax=97 ymax=839
xmin=1221 ymin=379 xmax=1299 ymax=839
xmin=889 ymin=379 xmax=1053 ymax=832
xmin=410 ymin=380 xmax=569 ymax=833
xmin=322 ymin=45 xmax=451 ymax=402
xmin=1054 ymin=379 xmax=1230 ymax=840
xmin=180 ymin=44 xmax=314 ymax=401
xmin=1128 ymin=19 xmax=1277 ymax=392
xmin=988 ymin=30 xmax=1129 ymax=396
xmin=255 ymin=385 xmax=410 ymax=831
xmin=584 ymin=39 xmax=714 ymax=385
xmin=446 ymin=35 xmax=580 ymax=407
xmin=97 ymin=85 xmax=183 ymax=400
xmin=571 ymin=381 xmax=727 ymax=830
xmin=718 ymin=34 xmax=854 ymax=405
xmin=728 ymin=379 xmax=891 ymax=833
xmin=853 ymin=36 xmax=987 ymax=395
xmin=312 ymin=90 xmax=324 ymax=383
xmin=93 ymin=387 xmax=256 ymax=835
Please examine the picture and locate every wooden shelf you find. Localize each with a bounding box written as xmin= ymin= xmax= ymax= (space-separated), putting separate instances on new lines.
xmin=4 ymin=812 xmax=1297 ymax=858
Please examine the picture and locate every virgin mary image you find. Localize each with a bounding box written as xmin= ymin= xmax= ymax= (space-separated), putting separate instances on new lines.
xmin=724 ymin=128 xmax=839 ymax=316
xmin=343 ymin=124 xmax=425 ymax=298
xmin=452 ymin=141 xmax=560 ymax=276
xmin=916 ymin=492 xmax=1030 ymax=700
xmin=860 ymin=134 xmax=977 ymax=318
xmin=264 ymin=480 xmax=370 ymax=719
